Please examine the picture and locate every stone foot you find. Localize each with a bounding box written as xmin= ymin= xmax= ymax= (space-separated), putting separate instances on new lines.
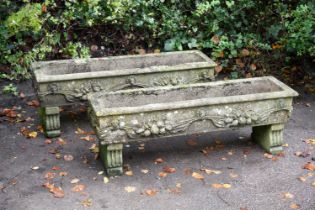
xmin=252 ymin=124 xmax=284 ymax=154
xmin=100 ymin=143 xmax=123 ymax=176
xmin=39 ymin=107 xmax=61 ymax=138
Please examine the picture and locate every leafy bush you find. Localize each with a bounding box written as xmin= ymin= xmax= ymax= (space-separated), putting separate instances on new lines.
xmin=0 ymin=0 xmax=314 ymax=80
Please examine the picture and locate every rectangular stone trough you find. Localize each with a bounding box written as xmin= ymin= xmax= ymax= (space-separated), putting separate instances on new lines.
xmin=88 ymin=76 xmax=298 ymax=176
xmin=31 ymin=51 xmax=216 ymax=137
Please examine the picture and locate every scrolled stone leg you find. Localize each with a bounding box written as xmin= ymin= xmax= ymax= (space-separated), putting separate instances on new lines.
xmin=100 ymin=143 xmax=123 ymax=176
xmin=252 ymin=124 xmax=284 ymax=154
xmin=39 ymin=106 xmax=61 ymax=138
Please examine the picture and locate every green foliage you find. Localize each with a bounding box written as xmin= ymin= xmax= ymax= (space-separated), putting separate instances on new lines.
xmin=2 ymin=83 xmax=18 ymax=96
xmin=0 ymin=0 xmax=314 ymax=80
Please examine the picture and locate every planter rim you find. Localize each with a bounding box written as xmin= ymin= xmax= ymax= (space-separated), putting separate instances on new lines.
xmin=89 ymin=76 xmax=299 ymax=116
xmin=32 ymin=50 xmax=216 ymax=83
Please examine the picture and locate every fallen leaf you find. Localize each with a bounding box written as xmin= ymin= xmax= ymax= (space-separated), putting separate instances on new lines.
xmin=89 ymin=144 xmax=99 ymax=153
xmin=303 ymin=162 xmax=315 ymax=171
xmin=28 ymin=131 xmax=38 ymax=138
xmin=250 ymin=63 xmax=257 ymax=71
xmin=283 ymin=192 xmax=294 ymax=199
xmin=201 ymin=169 xmax=222 ymax=175
xmin=125 ymin=170 xmax=133 ymax=176
xmin=241 ymin=49 xmax=250 ymax=56
xmin=64 ymin=154 xmax=74 ymax=161
xmin=57 ymin=138 xmax=67 ymax=145
xmin=229 ymin=172 xmax=239 ymax=178
xmin=304 ymin=139 xmax=315 ymax=145
xmin=264 ymin=153 xmax=273 ymax=159
xmin=75 ymin=127 xmax=95 ymax=135
xmin=19 ymin=92 xmax=25 ymax=98
xmin=294 ymin=151 xmax=310 ymax=158
xmin=51 ymin=166 xmax=61 ymax=170
xmin=211 ymin=35 xmax=220 ymax=44
xmin=81 ymin=198 xmax=92 ymax=207
xmin=192 ymin=172 xmax=204 ymax=180
xmin=90 ymin=45 xmax=98 ymax=52
xmin=282 ymin=143 xmax=289 ymax=147
xmin=141 ymin=169 xmax=149 ymax=174
xmin=27 ymin=100 xmax=40 ymax=107
xmin=70 ymin=178 xmax=80 ymax=184
xmin=103 ymin=177 xmax=109 ymax=184
xmin=31 ymin=166 xmax=39 ymax=170
xmin=71 ymin=184 xmax=85 ymax=192
xmin=80 ymin=135 xmax=95 ymax=142
xmin=186 ymin=139 xmax=197 ymax=146
xmin=211 ymin=183 xmax=231 ymax=189
xmin=236 ymin=58 xmax=245 ymax=68
xmin=221 ymin=157 xmax=227 ymax=161
xmin=44 ymin=172 xmax=56 ymax=180
xmin=290 ymin=203 xmax=300 ymax=209
xmin=163 ymin=166 xmax=176 ymax=173
xmin=124 ymin=186 xmax=136 ymax=192
xmin=43 ymin=183 xmax=65 ymax=198
xmin=223 ymin=184 xmax=232 ymax=189
xmin=312 ymin=182 xmax=315 ymax=187
xmin=154 ymin=158 xmax=164 ymax=164
xmin=44 ymin=139 xmax=52 ymax=144
xmin=215 ymin=65 xmax=223 ymax=74
xmin=145 ymin=189 xmax=157 ymax=196
xmin=158 ymin=172 xmax=168 ymax=178
xmin=59 ymin=172 xmax=68 ymax=177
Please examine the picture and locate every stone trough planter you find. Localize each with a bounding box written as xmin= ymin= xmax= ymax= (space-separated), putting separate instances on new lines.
xmin=88 ymin=76 xmax=298 ymax=176
xmin=32 ymin=51 xmax=216 ymax=137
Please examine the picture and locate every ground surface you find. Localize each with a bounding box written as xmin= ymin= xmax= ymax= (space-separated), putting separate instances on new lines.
xmin=0 ymin=80 xmax=315 ymax=210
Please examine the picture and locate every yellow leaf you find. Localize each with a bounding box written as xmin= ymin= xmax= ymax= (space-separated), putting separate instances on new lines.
xmin=124 ymin=186 xmax=136 ymax=193
xmin=211 ymin=183 xmax=223 ymax=189
xmin=223 ymin=184 xmax=232 ymax=189
xmin=192 ymin=172 xmax=204 ymax=180
xmin=81 ymin=198 xmax=92 ymax=207
xmin=312 ymin=182 xmax=315 ymax=187
xmin=290 ymin=203 xmax=300 ymax=209
xmin=283 ymin=192 xmax=294 ymax=199
xmin=145 ymin=189 xmax=157 ymax=196
xmin=28 ymin=131 xmax=37 ymax=138
xmin=125 ymin=170 xmax=133 ymax=176
xmin=141 ymin=169 xmax=149 ymax=174
xmin=103 ymin=177 xmax=109 ymax=184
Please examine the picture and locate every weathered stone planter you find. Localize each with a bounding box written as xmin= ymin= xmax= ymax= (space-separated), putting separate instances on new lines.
xmin=32 ymin=51 xmax=216 ymax=137
xmin=88 ymin=76 xmax=298 ymax=176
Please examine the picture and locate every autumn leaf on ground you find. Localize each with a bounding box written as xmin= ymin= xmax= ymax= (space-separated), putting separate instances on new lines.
xmin=44 ymin=172 xmax=56 ymax=180
xmin=124 ymin=186 xmax=136 ymax=193
xmin=31 ymin=166 xmax=39 ymax=170
xmin=57 ymin=138 xmax=67 ymax=145
xmin=80 ymin=135 xmax=95 ymax=142
xmin=215 ymin=65 xmax=223 ymax=74
xmin=294 ymin=151 xmax=310 ymax=158
xmin=37 ymin=125 xmax=44 ymax=133
xmin=81 ymin=198 xmax=92 ymax=207
xmin=27 ymin=131 xmax=37 ymax=138
xmin=303 ymin=139 xmax=315 ymax=145
xmin=236 ymin=58 xmax=245 ymax=68
xmin=192 ymin=172 xmax=204 ymax=180
xmin=264 ymin=153 xmax=273 ymax=159
xmin=211 ymin=183 xmax=232 ymax=189
xmin=70 ymin=178 xmax=80 ymax=184
xmin=241 ymin=49 xmax=250 ymax=57
xmin=229 ymin=172 xmax=239 ymax=178
xmin=312 ymin=182 xmax=315 ymax=187
xmin=44 ymin=139 xmax=52 ymax=144
xmin=2 ymin=108 xmax=17 ymax=118
xmin=211 ymin=35 xmax=220 ymax=44
xmin=163 ymin=166 xmax=176 ymax=173
xmin=167 ymin=183 xmax=182 ymax=194
xmin=103 ymin=177 xmax=109 ymax=184
xmin=27 ymin=100 xmax=40 ymax=107
xmin=303 ymin=162 xmax=315 ymax=171
xmin=71 ymin=184 xmax=85 ymax=192
xmin=283 ymin=192 xmax=294 ymax=199
xmin=75 ymin=127 xmax=95 ymax=135
xmin=89 ymin=143 xmax=99 ymax=153
xmin=125 ymin=170 xmax=133 ymax=176
xmin=186 ymin=139 xmax=197 ymax=146
xmin=290 ymin=203 xmax=300 ymax=209
xmin=64 ymin=154 xmax=74 ymax=161
xmin=59 ymin=171 xmax=68 ymax=177
xmin=144 ymin=189 xmax=157 ymax=196
xmin=158 ymin=172 xmax=168 ymax=178
xmin=51 ymin=166 xmax=61 ymax=170
xmin=141 ymin=169 xmax=149 ymax=174
xmin=154 ymin=158 xmax=164 ymax=164
xmin=43 ymin=182 xmax=65 ymax=198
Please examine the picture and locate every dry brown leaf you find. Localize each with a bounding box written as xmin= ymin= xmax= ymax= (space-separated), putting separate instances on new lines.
xmin=64 ymin=154 xmax=74 ymax=161
xmin=80 ymin=135 xmax=95 ymax=142
xmin=192 ymin=172 xmax=204 ymax=180
xmin=241 ymin=49 xmax=250 ymax=57
xmin=75 ymin=127 xmax=95 ymax=135
xmin=290 ymin=203 xmax=300 ymax=209
xmin=215 ymin=65 xmax=223 ymax=74
xmin=44 ymin=172 xmax=56 ymax=180
xmin=211 ymin=183 xmax=231 ymax=189
xmin=158 ymin=172 xmax=168 ymax=178
xmin=236 ymin=58 xmax=245 ymax=68
xmin=163 ymin=166 xmax=176 ymax=173
xmin=303 ymin=162 xmax=315 ymax=171
xmin=125 ymin=170 xmax=133 ymax=176
xmin=27 ymin=100 xmax=40 ymax=107
xmin=44 ymin=139 xmax=52 ymax=144
xmin=57 ymin=138 xmax=67 ymax=145
xmin=81 ymin=198 xmax=92 ymax=207
xmin=51 ymin=166 xmax=61 ymax=170
xmin=211 ymin=35 xmax=220 ymax=44
xmin=43 ymin=183 xmax=65 ymax=198
xmin=154 ymin=158 xmax=164 ymax=164
xmin=71 ymin=184 xmax=85 ymax=192
xmin=250 ymin=63 xmax=257 ymax=71
xmin=264 ymin=153 xmax=273 ymax=159
xmin=59 ymin=171 xmax=68 ymax=177
xmin=145 ymin=189 xmax=157 ymax=196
